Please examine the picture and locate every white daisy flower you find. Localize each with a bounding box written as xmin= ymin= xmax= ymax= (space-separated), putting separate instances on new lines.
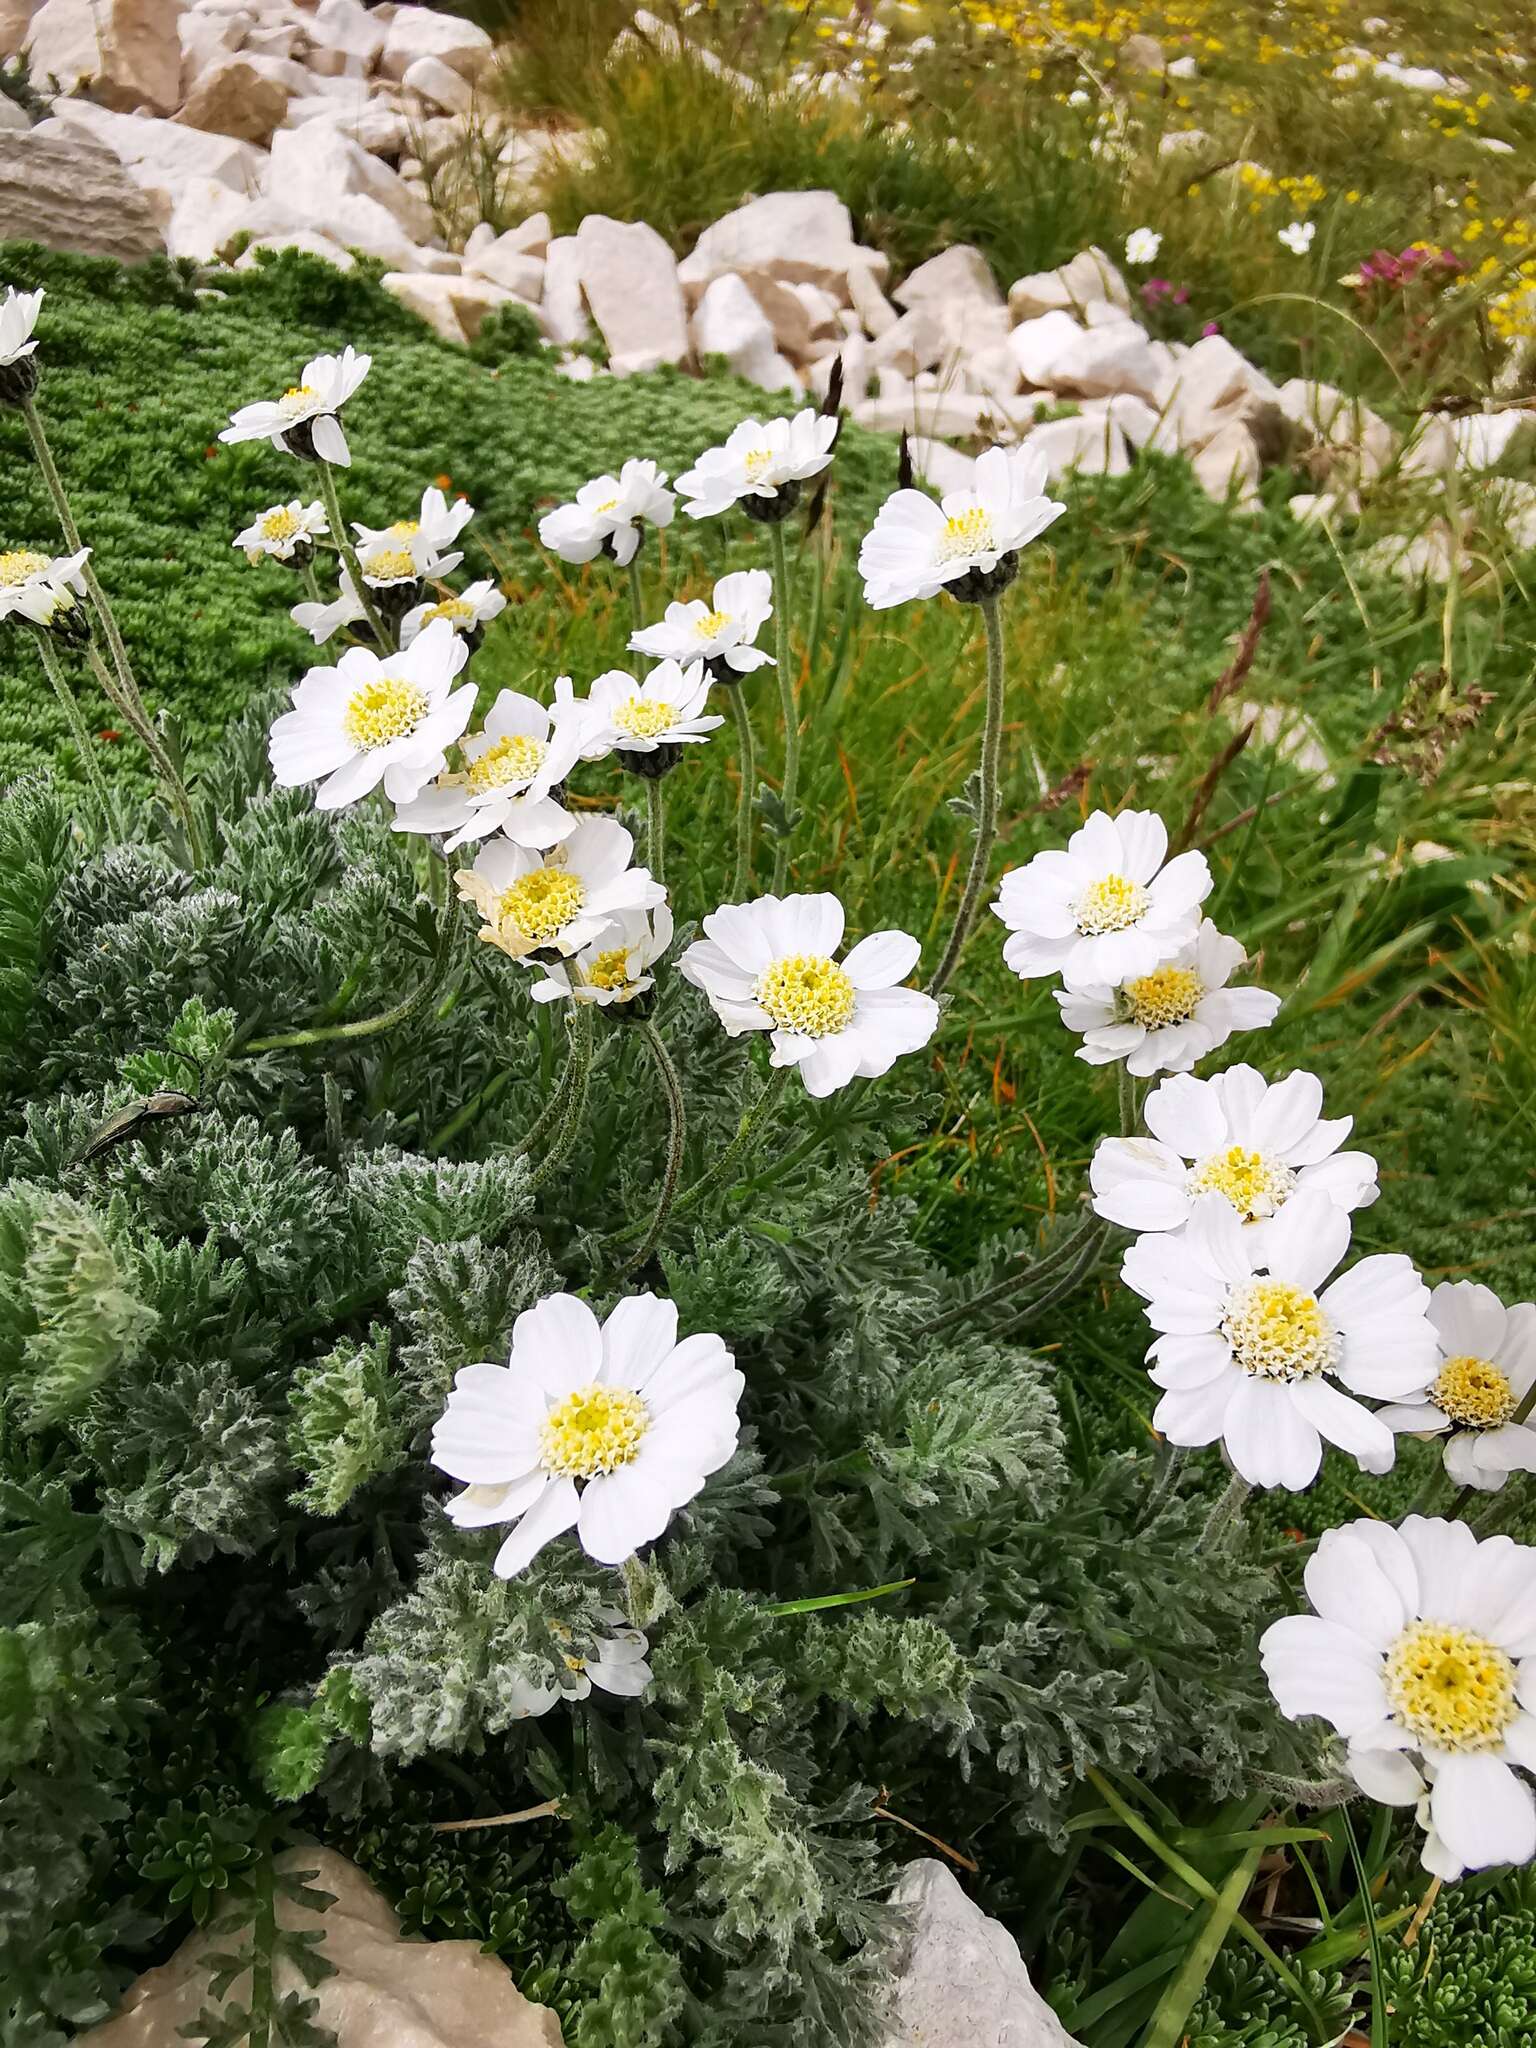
xmin=1054 ymin=920 xmax=1281 ymax=1078
xmin=430 ymin=1290 xmax=744 ymax=1575
xmin=585 ymin=661 xmax=724 ymax=757
xmin=1123 ymin=1190 xmax=1437 ymax=1490
xmin=505 ymin=1612 xmax=654 ymax=1717
xmin=291 ymin=567 xmax=365 ymax=645
xmin=1124 ymin=227 xmax=1163 ymax=265
xmin=538 ymin=459 xmax=676 ymax=567
xmin=0 ymin=285 xmax=43 ymax=369
xmin=268 ymin=616 xmax=475 ymax=811
xmin=354 ymin=486 xmax=475 ymax=582
xmin=1090 ymin=1066 xmax=1378 ymax=1249
xmin=995 ymin=809 xmax=1210 ymax=989
xmin=1279 ymin=220 xmax=1316 ymax=255
xmin=676 ymin=409 xmax=838 ymax=521
xmin=531 ymin=906 xmax=675 ymax=1007
xmin=233 ymin=499 xmax=328 ymax=565
xmin=858 ymin=445 xmax=1066 ymax=610
xmin=399 ymin=578 xmax=507 ymax=648
xmin=392 ymin=687 xmax=588 ymax=852
xmin=456 ymin=816 xmax=666 ymax=962
xmin=1261 ymin=1515 xmax=1536 ymax=1879
xmin=679 ymin=893 xmax=939 ymax=1098
xmin=1374 ymin=1282 xmax=1536 ymax=1494
xmin=628 ymin=568 xmax=776 ymax=676
xmin=218 ymin=346 xmax=372 ymax=467
xmin=0 ymin=545 xmax=89 ymax=630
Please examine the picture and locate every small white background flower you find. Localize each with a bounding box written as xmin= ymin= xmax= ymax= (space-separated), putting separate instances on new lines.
xmin=1374 ymin=1282 xmax=1536 ymax=1492
xmin=1125 ymin=227 xmax=1163 ymax=265
xmin=501 ymin=1613 xmax=653 ymax=1719
xmin=676 ymin=410 xmax=838 ymax=518
xmin=393 ymin=687 xmax=588 ymax=851
xmin=679 ymin=893 xmax=939 ymax=1097
xmin=539 ymin=460 xmax=675 ymax=566
xmin=586 ymin=661 xmax=723 ymax=754
xmin=1124 ymin=1190 xmax=1437 ymax=1489
xmin=291 ymin=567 xmax=364 ymax=645
xmin=457 ymin=816 xmax=665 ymax=960
xmin=1262 ymin=1516 xmax=1536 ymax=1877
xmin=1091 ymin=1066 xmax=1378 ymax=1247
xmin=859 ymin=444 xmax=1065 ymax=609
xmin=0 ymin=546 xmax=89 ymax=626
xmin=996 ymin=808 xmax=1210 ymax=988
xmin=268 ymin=615 xmax=474 ymax=809
xmin=355 ymin=485 xmax=474 ymax=579
xmin=1 ymin=286 xmax=44 ymax=367
xmin=400 ymin=578 xmax=506 ymax=647
xmin=629 ymin=568 xmax=776 ymax=674
xmin=430 ymin=1291 xmax=744 ymax=1576
xmin=1055 ymin=919 xmax=1280 ymax=1077
xmin=1279 ymin=220 xmax=1317 ymax=255
xmin=531 ymin=906 xmax=675 ymax=1007
xmin=219 ymin=347 xmax=372 ymax=467
xmin=234 ymin=500 xmax=328 ymax=563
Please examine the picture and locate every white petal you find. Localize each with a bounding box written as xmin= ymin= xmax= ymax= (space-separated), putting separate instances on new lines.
xmin=492 ymin=1476 xmax=579 ymax=1577
xmin=1223 ymin=1377 xmax=1323 ymax=1490
xmin=842 ymin=929 xmax=921 ymax=989
xmin=1429 ymin=1754 xmax=1536 ymax=1870
xmin=601 ymin=1293 xmax=680 ymax=1393
xmin=1304 ymin=1522 xmax=1412 ymax=1647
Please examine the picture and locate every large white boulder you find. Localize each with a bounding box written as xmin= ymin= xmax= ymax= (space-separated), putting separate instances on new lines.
xmin=235 ymin=229 xmax=356 ymax=273
xmin=382 ymin=270 xmax=523 ymax=345
xmin=176 ymin=56 xmax=288 ymax=143
xmin=867 ymin=306 xmax=946 ymax=378
xmin=308 ymin=0 xmax=385 ymax=77
xmin=879 ymin=1861 xmax=1084 ymax=2048
xmin=894 ymin=243 xmax=1003 ymax=314
xmin=268 ymin=122 xmax=436 ymax=246
xmin=0 ymin=126 xmax=165 ymax=261
xmin=1009 ymin=310 xmax=1166 ymax=402
xmin=848 ymin=256 xmax=898 ymax=337
xmin=1007 ymin=245 xmax=1131 ymax=322
xmin=1192 ymin=420 xmax=1262 ymax=505
xmin=402 ymin=52 xmax=472 ymax=115
xmin=380 ymin=3 xmax=493 ymax=83
xmin=465 ymin=237 xmax=545 ymax=299
xmin=177 ymin=4 xmax=250 ymax=95
xmin=542 ymin=234 xmax=591 ymax=345
xmin=42 ymin=99 xmax=265 ymax=210
xmin=576 ymin=214 xmax=690 ymax=375
xmin=1025 ymin=413 xmax=1132 ymax=478
xmin=25 ymin=0 xmax=185 ymax=113
xmin=680 ymin=189 xmax=887 ymax=302
xmin=693 ymin=272 xmax=800 ymax=393
xmin=907 ymin=435 xmax=979 ymax=495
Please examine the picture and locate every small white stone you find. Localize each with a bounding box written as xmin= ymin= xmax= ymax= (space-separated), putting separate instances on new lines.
xmin=402 ymin=52 xmax=472 ymax=114
xmin=380 ymin=3 xmax=493 ymax=83
xmin=1008 ymin=245 xmax=1131 ymax=322
xmin=879 ymin=1861 xmax=1085 ymax=2048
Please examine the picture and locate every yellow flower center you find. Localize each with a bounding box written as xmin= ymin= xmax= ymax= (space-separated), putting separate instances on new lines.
xmin=695 ymin=608 xmax=732 ymax=638
xmin=756 ymin=953 xmax=857 ymax=1037
xmin=342 ymin=676 xmax=429 ymax=751
xmin=0 ymin=549 xmax=50 ymax=585
xmin=539 ymin=1382 xmax=650 ymax=1479
xmin=1222 ymin=1278 xmax=1339 ymax=1381
xmin=425 ymin=597 xmax=476 ymax=625
xmin=1123 ymin=965 xmax=1204 ymax=1029
xmin=742 ymin=448 xmax=776 ymax=480
xmin=1434 ymin=1354 xmax=1517 ymax=1430
xmin=586 ymin=946 xmax=634 ymax=991
xmin=259 ymin=507 xmax=302 ymax=541
xmin=1385 ymin=1620 xmax=1517 ymax=1752
xmin=613 ymin=695 xmax=677 ymax=741
xmin=593 ymin=495 xmax=621 ymax=513
xmin=563 ymin=1653 xmax=587 ymax=1672
xmin=1076 ymin=872 xmax=1151 ymax=934
xmin=497 ymin=866 xmax=586 ymax=944
xmin=388 ymin=519 xmax=420 ymax=538
xmin=364 ymin=546 xmax=418 ymax=583
xmin=936 ymin=505 xmax=998 ymax=562
xmin=278 ymin=382 xmax=318 ymax=417
xmin=1188 ymin=1146 xmax=1298 ymax=1223
xmin=466 ymin=732 xmax=547 ymax=793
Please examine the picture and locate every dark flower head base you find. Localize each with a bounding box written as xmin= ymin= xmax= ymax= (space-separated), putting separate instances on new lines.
xmin=742 ymin=480 xmax=802 ymax=525
xmin=625 ymin=741 xmax=682 ymax=780
xmin=372 ymin=577 xmax=424 ymax=625
xmin=43 ymin=596 xmax=93 ymax=650
xmin=949 ymin=551 xmax=1020 ymax=606
xmin=0 ymin=355 xmax=40 ymax=408
xmin=279 ymin=417 xmax=327 ymax=462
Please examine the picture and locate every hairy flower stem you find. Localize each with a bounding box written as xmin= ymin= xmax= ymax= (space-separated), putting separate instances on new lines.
xmin=1118 ymin=1062 xmax=1138 ymax=1136
xmin=317 ymin=459 xmax=390 ymax=650
xmin=626 ymin=555 xmax=645 ymax=635
xmin=1138 ymin=1439 xmax=1189 ymax=1528
xmin=84 ymin=645 xmax=204 ymax=863
xmin=618 ymin=1021 xmax=686 ymax=1277
xmin=928 ymin=590 xmax=1006 ymax=997
xmin=1196 ymin=1469 xmax=1252 ymax=1551
xmin=631 ymin=1063 xmax=789 ymax=1237
xmin=646 ymin=774 xmax=666 ymax=886
xmin=526 ymin=1003 xmax=595 ymax=1193
xmin=916 ymin=1209 xmax=1102 ymax=1337
xmin=33 ymin=630 xmax=117 ymax=833
xmin=999 ymin=1220 xmax=1110 ymax=1336
xmin=728 ymin=684 xmax=756 ymax=899
xmin=768 ymin=518 xmax=797 ymax=893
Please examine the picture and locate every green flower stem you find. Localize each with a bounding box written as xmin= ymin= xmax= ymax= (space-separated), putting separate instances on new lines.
xmin=33 ymin=630 xmax=117 ymax=833
xmin=626 ymin=554 xmax=645 ymax=635
xmin=317 ymin=458 xmax=391 ymax=650
xmin=301 ymin=559 xmax=324 ymax=606
xmin=617 ymin=1063 xmax=789 ymax=1242
xmin=244 ymin=979 xmax=436 ymax=1052
xmin=1445 ymin=1371 xmax=1536 ymax=1523
xmin=998 ymin=1219 xmax=1109 ymax=1336
xmin=84 ymin=644 xmax=204 ymax=865
xmin=927 ymin=590 xmax=1006 ymax=998
xmin=617 ymin=1020 xmax=686 ymax=1277
xmin=916 ymin=1209 xmax=1103 ymax=1338
xmin=646 ymin=773 xmax=666 ymax=887
xmin=1196 ymin=1469 xmax=1252 ymax=1551
xmin=728 ymin=682 xmax=756 ymax=900
xmin=526 ymin=1001 xmax=596 ymax=1193
xmin=1118 ymin=1061 xmax=1138 ymax=1136
xmin=768 ymin=517 xmax=798 ymax=893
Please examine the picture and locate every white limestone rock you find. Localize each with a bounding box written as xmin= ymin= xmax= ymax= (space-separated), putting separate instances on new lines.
xmin=25 ymin=0 xmax=186 ymax=113
xmin=308 ymin=0 xmax=385 ymax=76
xmin=177 ymin=5 xmax=250 ymax=95
xmin=1 ymin=0 xmax=40 ymax=60
xmin=1025 ymin=413 xmax=1131 ymax=478
xmin=466 ymin=238 xmax=545 ymax=299
xmin=1008 ymin=310 xmax=1165 ymax=402
xmin=380 ymin=4 xmax=492 ymax=83
xmin=42 ymin=99 xmax=265 ymax=213
xmin=1007 ymin=245 xmax=1131 ymax=322
xmin=867 ymin=306 xmax=946 ymax=377
xmin=381 ymin=269 xmax=523 ymax=345
xmin=680 ymin=189 xmax=884 ymax=302
xmin=576 ymin=214 xmax=690 ymax=374
xmin=268 ymin=121 xmax=436 ymax=245
xmin=402 ymin=51 xmax=472 ymax=115
xmin=850 ymin=388 xmax=993 ymax=438
xmin=1399 ymin=415 xmax=1457 ymax=476
xmin=894 ymin=242 xmax=1003 ymax=314
xmin=542 ymin=235 xmax=591 ymax=345
xmin=1119 ymin=31 xmax=1164 ymax=72
xmin=693 ymin=271 xmax=800 ymax=393
xmin=0 ymin=126 xmax=165 ymax=260
xmin=906 ymin=435 xmax=979 ymax=494
xmin=1192 ymin=420 xmax=1262 ymax=506
xmin=879 ymin=1860 xmax=1085 ymax=2048
xmin=1451 ymin=411 xmax=1532 ymax=470
xmin=0 ymin=92 xmax=28 ymax=128
xmin=175 ymin=55 xmax=288 ymax=143
xmin=235 ymin=228 xmax=355 ymax=271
